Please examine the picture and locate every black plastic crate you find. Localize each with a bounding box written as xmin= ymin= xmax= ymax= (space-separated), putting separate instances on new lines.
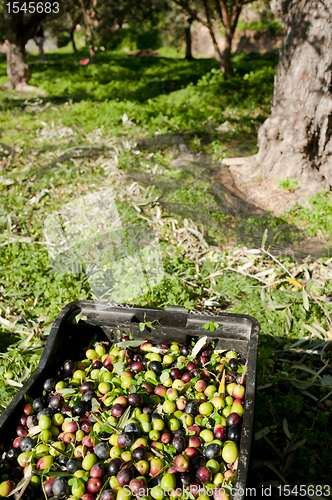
xmin=0 ymin=301 xmax=259 ymax=500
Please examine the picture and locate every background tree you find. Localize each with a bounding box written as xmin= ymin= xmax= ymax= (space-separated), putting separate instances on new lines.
xmin=254 ymin=0 xmax=332 ymax=195
xmin=184 ymin=17 xmax=194 ymax=60
xmin=158 ymin=3 xmax=195 ymax=59
xmin=45 ymin=0 xmax=83 ymax=53
xmin=4 ymin=0 xmax=62 ymax=89
xmin=172 ymin=0 xmax=254 ymax=75
xmin=96 ymin=0 xmax=168 ymax=51
xmin=78 ymin=0 xmax=98 ymax=63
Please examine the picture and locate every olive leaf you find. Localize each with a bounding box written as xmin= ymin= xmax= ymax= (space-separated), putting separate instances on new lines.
xmin=47 ymin=442 xmax=71 ymax=458
xmin=8 ymin=464 xmax=33 ymax=499
xmin=91 ymin=412 xmax=120 ymax=434
xmin=56 ymin=388 xmax=78 ymax=395
xmin=28 ymin=425 xmax=41 ymax=437
xmin=191 ymin=336 xmax=208 ymax=359
xmin=303 ymin=323 xmax=325 ymax=340
xmin=320 ymin=375 xmax=332 ymax=387
xmin=286 ymin=438 xmax=307 ymax=454
xmin=114 ymin=340 xmax=145 ymax=347
xmin=149 ymin=347 xmax=168 ymax=354
xmin=117 ymin=405 xmax=132 ymax=431
xmin=113 ymin=361 xmax=124 ymax=376
xmin=286 ymin=276 xmax=302 ymax=288
xmin=155 ymin=404 xmax=163 ymax=414
xmin=302 ymin=289 xmax=309 ymax=311
xmin=261 ymin=228 xmax=268 ymax=248
xmin=178 ymin=375 xmax=200 ymax=395
xmin=282 ymin=418 xmax=292 ymax=440
xmin=290 ymin=380 xmax=312 ymax=390
xmin=48 ymin=471 xmax=72 ymax=477
xmin=255 ymin=425 xmax=276 ymax=441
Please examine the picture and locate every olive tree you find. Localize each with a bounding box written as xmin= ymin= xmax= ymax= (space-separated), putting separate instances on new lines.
xmin=255 ymin=0 xmax=332 ymax=194
xmin=172 ymin=0 xmax=254 ymax=75
xmin=4 ymin=0 xmax=62 ymax=89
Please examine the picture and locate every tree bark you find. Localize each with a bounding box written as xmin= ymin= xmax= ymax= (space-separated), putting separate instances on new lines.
xmin=223 ymin=31 xmax=233 ymax=77
xmin=4 ymin=1 xmax=61 ymax=89
xmin=219 ymin=0 xmax=233 ymax=76
xmin=185 ymin=18 xmax=193 ymax=60
xmin=79 ymin=0 xmax=96 ymax=64
xmin=70 ymin=28 xmax=78 ymax=53
xmin=255 ymin=0 xmax=332 ymax=195
xmin=202 ymin=0 xmax=224 ymax=71
xmin=6 ymin=29 xmax=31 ymax=89
xmin=36 ymin=36 xmax=45 ymax=62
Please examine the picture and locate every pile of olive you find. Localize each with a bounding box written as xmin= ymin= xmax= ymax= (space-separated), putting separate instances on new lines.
xmin=0 ymin=338 xmax=247 ymax=500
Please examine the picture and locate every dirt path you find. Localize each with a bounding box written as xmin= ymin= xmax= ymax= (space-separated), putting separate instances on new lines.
xmin=223 ymin=157 xmax=309 ymax=217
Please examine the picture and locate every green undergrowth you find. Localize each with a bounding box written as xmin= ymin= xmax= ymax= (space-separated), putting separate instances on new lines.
xmin=283 ymin=190 xmax=332 ymax=240
xmin=0 ymin=49 xmax=276 ymax=145
xmin=237 ymin=19 xmax=284 ymax=34
xmin=0 ymin=48 xmax=331 ymax=493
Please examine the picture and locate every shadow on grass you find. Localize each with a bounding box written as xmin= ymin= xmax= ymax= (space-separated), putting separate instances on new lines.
xmin=0 ymin=332 xmax=19 ymax=354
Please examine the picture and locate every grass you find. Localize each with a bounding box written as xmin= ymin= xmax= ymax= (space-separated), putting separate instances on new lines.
xmin=276 ymin=177 xmax=300 ymax=192
xmin=0 ymin=46 xmax=332 ymax=494
xmin=283 ymin=190 xmax=332 ymax=241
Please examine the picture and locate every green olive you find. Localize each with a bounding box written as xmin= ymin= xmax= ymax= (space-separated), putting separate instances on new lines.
xmin=95 ymin=344 xmax=106 ymax=356
xmin=149 ymin=430 xmax=160 ymax=441
xmin=76 ymin=430 xmax=84 ymax=442
xmin=82 ymin=453 xmax=97 ymax=471
xmin=138 ymin=414 xmax=150 ymax=423
xmin=168 ymin=418 xmax=180 ymax=431
xmin=151 ymin=486 xmax=165 ymax=500
xmin=163 ymin=400 xmax=176 ymax=414
xmin=231 ymin=403 xmax=244 ymax=417
xmin=39 ymin=415 xmax=52 ymax=430
xmin=199 ymin=402 xmax=213 ymax=416
xmin=51 ymin=413 xmax=64 ymax=427
xmin=161 ymin=473 xmax=176 ymax=491
xmin=152 ymin=419 xmax=165 ymax=431
xmin=221 ymin=442 xmax=238 ymax=463
xmin=71 ymin=479 xmax=85 ymax=498
xmin=90 ymin=367 xmax=101 ymax=379
xmin=221 ymin=405 xmax=233 ymax=418
xmin=55 ymin=381 xmax=66 ymax=391
xmin=110 ymin=446 xmax=122 ymax=458
xmin=225 ymin=396 xmax=233 ymax=406
xmin=199 ymin=429 xmax=214 ymax=443
xmin=49 ymin=441 xmax=65 ymax=457
xmin=206 ymin=459 xmax=219 ymax=474
xmin=163 ymin=355 xmax=174 ymax=365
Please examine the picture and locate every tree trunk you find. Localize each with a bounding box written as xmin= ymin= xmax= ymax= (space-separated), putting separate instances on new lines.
xmin=210 ymin=29 xmax=224 ymax=72
xmin=37 ymin=36 xmax=45 ymax=62
xmin=223 ymin=31 xmax=233 ymax=77
xmin=79 ymin=0 xmax=96 ymax=64
xmin=255 ymin=0 xmax=332 ymax=195
xmin=70 ymin=29 xmax=78 ymax=53
xmin=185 ymin=18 xmax=194 ymax=60
xmin=6 ymin=29 xmax=30 ymax=89
xmin=218 ymin=0 xmax=233 ymax=77
xmin=202 ymin=0 xmax=224 ymax=72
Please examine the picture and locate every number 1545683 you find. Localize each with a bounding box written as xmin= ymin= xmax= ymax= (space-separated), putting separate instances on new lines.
xmin=6 ymin=2 xmax=60 ymax=14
